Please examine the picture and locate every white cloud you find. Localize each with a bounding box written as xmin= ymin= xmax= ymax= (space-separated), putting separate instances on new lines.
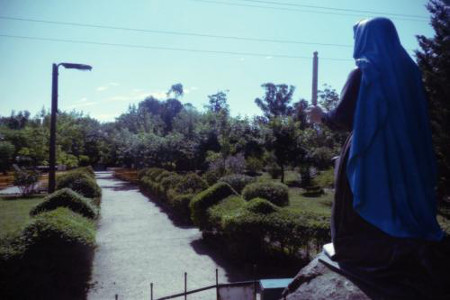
xmin=96 ymin=86 xmax=108 ymax=92
xmin=78 ymin=97 xmax=88 ymax=103
xmin=68 ymin=101 xmax=97 ymax=109
xmin=265 ymin=56 xmax=273 ymax=60
xmin=96 ymin=82 xmax=120 ymax=92
xmin=190 ymin=86 xmax=199 ymax=91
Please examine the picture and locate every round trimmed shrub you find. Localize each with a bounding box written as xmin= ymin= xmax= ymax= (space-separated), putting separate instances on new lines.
xmin=23 ymin=207 xmax=96 ymax=247
xmin=155 ymin=170 xmax=173 ymax=183
xmin=175 ymin=173 xmax=208 ymax=194
xmin=30 ymin=188 xmax=98 ymax=219
xmin=245 ymin=198 xmax=279 ymax=215
xmin=56 ymin=172 xmax=101 ymax=199
xmin=190 ymin=182 xmax=234 ymax=229
xmin=71 ymin=166 xmax=95 ymax=178
xmin=160 ymin=173 xmax=182 ymax=191
xmin=242 ymin=182 xmax=289 ymax=206
xmin=17 ymin=208 xmax=96 ymax=299
xmin=218 ymin=174 xmax=256 ymax=194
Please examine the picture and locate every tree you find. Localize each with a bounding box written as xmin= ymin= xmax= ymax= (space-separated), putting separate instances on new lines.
xmin=167 ymin=83 xmax=184 ymax=99
xmin=416 ymin=0 xmax=450 ymax=199
xmin=205 ymin=90 xmax=229 ymax=114
xmin=264 ymin=117 xmax=304 ymax=183
xmin=318 ymin=85 xmax=340 ymax=112
xmin=255 ymin=83 xmax=295 ymax=119
xmin=0 ymin=141 xmax=15 ymax=174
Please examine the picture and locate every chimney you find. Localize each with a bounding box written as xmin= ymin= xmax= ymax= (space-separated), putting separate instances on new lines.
xmin=312 ymin=51 xmax=319 ymax=106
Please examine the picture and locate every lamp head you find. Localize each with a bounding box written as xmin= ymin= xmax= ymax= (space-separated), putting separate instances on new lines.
xmin=59 ymin=63 xmax=92 ymax=71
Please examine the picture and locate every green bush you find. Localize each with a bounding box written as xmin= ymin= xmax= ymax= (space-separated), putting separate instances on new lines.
xmin=314 ymin=169 xmax=335 ymax=189
xmin=242 ymin=182 xmax=289 ymax=207
xmin=70 ymin=166 xmax=95 ymax=178
xmin=30 ymin=188 xmax=98 ymax=219
xmin=190 ymin=182 xmax=234 ymax=229
xmin=218 ymin=174 xmax=256 ymax=194
xmin=245 ymin=156 xmax=264 ymax=175
xmin=245 ymin=198 xmax=279 ymax=215
xmin=154 ymin=170 xmax=172 ymax=182
xmin=3 ymin=208 xmax=97 ymax=299
xmin=23 ymin=207 xmax=96 ymax=247
xmin=221 ymin=209 xmax=330 ymax=260
xmin=208 ymin=195 xmax=246 ymax=229
xmin=56 ymin=172 xmax=101 ymax=199
xmin=13 ymin=169 xmax=39 ymax=196
xmin=266 ymin=163 xmax=282 ymax=179
xmin=160 ymin=173 xmax=182 ymax=191
xmin=169 ymin=193 xmax=194 ymax=221
xmin=202 ymin=169 xmax=221 ymax=186
xmin=175 ymin=173 xmax=208 ymax=194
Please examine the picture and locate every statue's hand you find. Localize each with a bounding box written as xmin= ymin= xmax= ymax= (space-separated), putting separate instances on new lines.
xmin=306 ymin=106 xmax=324 ymax=124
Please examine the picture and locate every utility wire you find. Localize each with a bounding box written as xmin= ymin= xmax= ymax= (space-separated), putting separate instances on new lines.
xmin=235 ymin=0 xmax=428 ymax=20
xmin=0 ymin=33 xmax=354 ymax=61
xmin=0 ymin=16 xmax=352 ymax=48
xmin=189 ymin=0 xmax=428 ymax=22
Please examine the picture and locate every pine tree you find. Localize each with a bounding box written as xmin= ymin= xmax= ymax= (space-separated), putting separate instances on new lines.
xmin=416 ymin=0 xmax=450 ymax=200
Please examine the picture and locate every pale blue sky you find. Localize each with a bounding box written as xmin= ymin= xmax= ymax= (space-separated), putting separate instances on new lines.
xmin=0 ymin=0 xmax=433 ymax=122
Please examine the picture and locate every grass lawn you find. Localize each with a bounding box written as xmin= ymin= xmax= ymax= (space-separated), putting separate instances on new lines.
xmin=0 ymin=196 xmax=45 ymax=238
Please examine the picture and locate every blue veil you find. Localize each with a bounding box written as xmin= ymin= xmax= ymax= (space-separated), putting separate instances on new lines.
xmin=347 ymin=18 xmax=443 ymax=241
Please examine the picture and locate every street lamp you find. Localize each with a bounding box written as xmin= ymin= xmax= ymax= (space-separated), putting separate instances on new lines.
xmin=48 ymin=62 xmax=92 ymax=193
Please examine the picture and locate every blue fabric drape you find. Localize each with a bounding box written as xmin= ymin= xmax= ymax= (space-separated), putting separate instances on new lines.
xmin=347 ymin=17 xmax=443 ymax=241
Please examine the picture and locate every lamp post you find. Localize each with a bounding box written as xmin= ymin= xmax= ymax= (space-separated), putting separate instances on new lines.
xmin=48 ymin=62 xmax=92 ymax=193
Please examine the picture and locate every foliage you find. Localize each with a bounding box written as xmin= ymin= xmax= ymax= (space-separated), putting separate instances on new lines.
xmin=255 ymin=83 xmax=295 ymax=119
xmin=242 ymin=181 xmax=289 ymax=206
xmin=0 ymin=141 xmax=15 ymax=174
xmin=190 ymin=182 xmax=234 ymax=229
xmin=174 ymin=173 xmax=208 ymax=194
xmin=56 ymin=171 xmax=101 ymax=199
xmin=218 ymin=174 xmax=256 ymax=193
xmin=13 ymin=169 xmax=39 ymax=196
xmin=264 ymin=117 xmax=304 ymax=183
xmin=245 ymin=156 xmax=264 ymax=175
xmin=23 ymin=207 xmax=96 ymax=247
xmin=315 ymin=169 xmax=335 ymax=189
xmin=245 ymin=198 xmax=279 ymax=214
xmin=0 ymin=208 xmax=96 ymax=299
xmin=30 ymin=188 xmax=98 ymax=219
xmin=416 ymin=0 xmax=450 ymax=200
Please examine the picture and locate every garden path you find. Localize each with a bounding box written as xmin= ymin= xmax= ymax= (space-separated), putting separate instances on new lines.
xmin=87 ymin=172 xmax=240 ymax=300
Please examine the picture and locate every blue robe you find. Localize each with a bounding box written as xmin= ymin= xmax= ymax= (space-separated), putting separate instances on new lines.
xmin=347 ymin=17 xmax=443 ymax=241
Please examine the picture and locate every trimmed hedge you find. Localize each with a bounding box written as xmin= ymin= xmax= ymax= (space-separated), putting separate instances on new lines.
xmin=242 ymin=182 xmax=289 ymax=206
xmin=220 ymin=209 xmax=329 ymax=260
xmin=30 ymin=188 xmax=98 ymax=219
xmin=175 ymin=173 xmax=208 ymax=194
xmin=1 ymin=208 xmax=96 ymax=299
xmin=218 ymin=174 xmax=256 ymax=194
xmin=56 ymin=172 xmax=101 ymax=199
xmin=190 ymin=182 xmax=234 ymax=229
xmin=161 ymin=173 xmax=182 ymax=191
xmin=245 ymin=198 xmax=279 ymax=215
xmin=23 ymin=207 xmax=96 ymax=247
xmin=208 ymin=195 xmax=246 ymax=229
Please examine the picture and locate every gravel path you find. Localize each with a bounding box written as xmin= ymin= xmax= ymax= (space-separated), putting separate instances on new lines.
xmin=87 ymin=172 xmax=234 ymax=300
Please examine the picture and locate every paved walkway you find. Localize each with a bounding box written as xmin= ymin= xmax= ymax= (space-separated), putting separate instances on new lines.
xmin=87 ymin=172 xmax=234 ymax=300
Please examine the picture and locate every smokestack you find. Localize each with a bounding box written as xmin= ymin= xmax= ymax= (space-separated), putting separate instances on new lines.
xmin=312 ymin=51 xmax=319 ymax=106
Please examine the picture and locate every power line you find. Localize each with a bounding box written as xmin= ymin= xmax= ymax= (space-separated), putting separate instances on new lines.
xmin=0 ymin=33 xmax=354 ymax=61
xmin=235 ymin=0 xmax=428 ymax=20
xmin=0 ymin=16 xmax=352 ymax=48
xmin=189 ymin=0 xmax=428 ymax=22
